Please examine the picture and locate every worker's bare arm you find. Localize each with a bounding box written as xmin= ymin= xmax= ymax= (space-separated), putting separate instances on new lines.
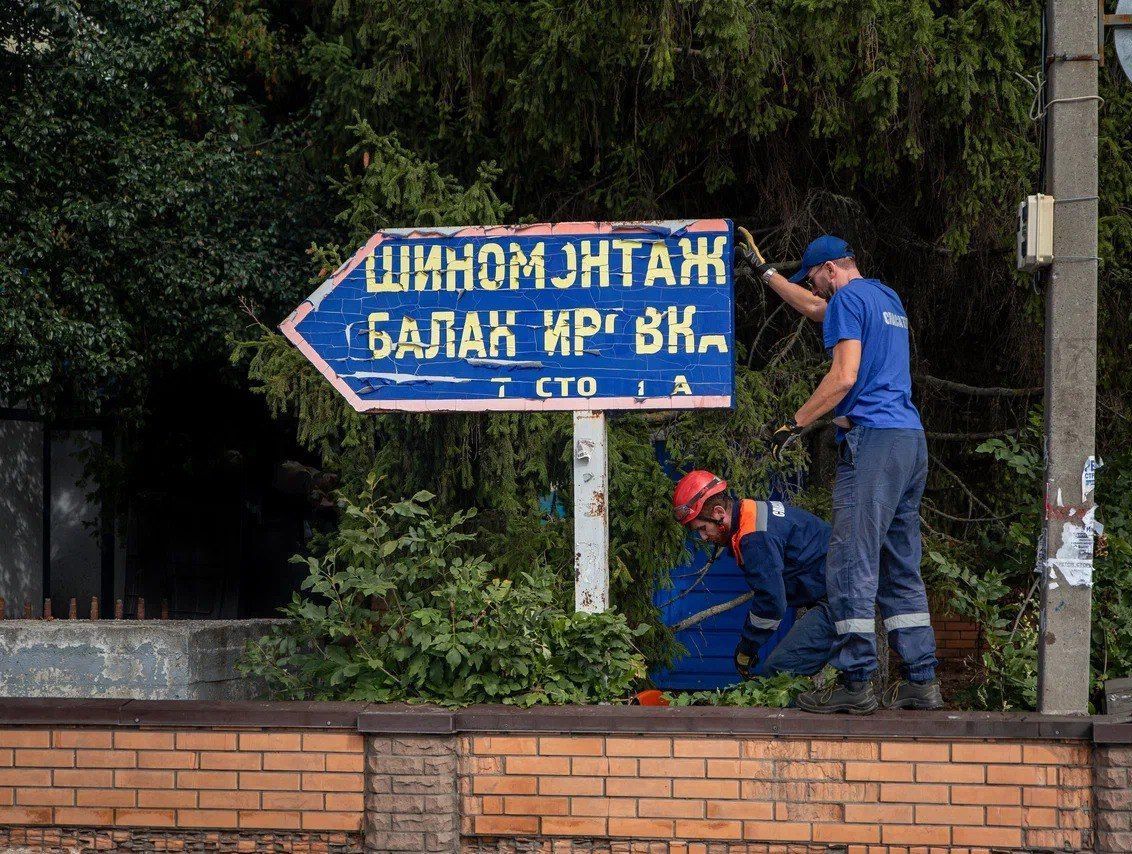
xmin=765 ymin=271 xmax=828 ymax=322
xmin=794 ymin=339 xmax=860 ymax=427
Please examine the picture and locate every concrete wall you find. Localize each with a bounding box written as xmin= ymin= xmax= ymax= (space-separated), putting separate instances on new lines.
xmin=0 ymin=620 xmax=282 ymax=700
xmin=0 ymin=417 xmax=44 ymax=614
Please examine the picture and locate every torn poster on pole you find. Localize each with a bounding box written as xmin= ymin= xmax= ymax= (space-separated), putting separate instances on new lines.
xmin=281 ymin=220 xmax=735 ymax=412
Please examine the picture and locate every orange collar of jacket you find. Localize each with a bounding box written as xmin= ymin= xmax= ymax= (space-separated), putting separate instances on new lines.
xmin=729 ymin=499 xmax=759 ymax=566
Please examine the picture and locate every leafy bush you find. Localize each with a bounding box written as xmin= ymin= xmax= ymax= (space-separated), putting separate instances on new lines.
xmin=239 ymin=480 xmax=647 ymax=706
xmin=228 ymin=1 xmax=1132 ymax=712
xmin=663 ymin=673 xmax=812 ymax=708
xmin=974 ymin=620 xmax=1039 ymax=711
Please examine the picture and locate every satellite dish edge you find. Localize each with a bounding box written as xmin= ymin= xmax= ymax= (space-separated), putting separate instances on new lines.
xmin=1117 ymin=0 xmax=1132 ymax=83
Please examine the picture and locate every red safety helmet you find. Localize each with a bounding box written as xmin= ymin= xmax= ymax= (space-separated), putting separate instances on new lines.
xmin=672 ymin=470 xmax=727 ymax=525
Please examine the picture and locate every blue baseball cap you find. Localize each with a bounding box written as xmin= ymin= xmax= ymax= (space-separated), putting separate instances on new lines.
xmin=788 ymin=235 xmax=854 ymax=283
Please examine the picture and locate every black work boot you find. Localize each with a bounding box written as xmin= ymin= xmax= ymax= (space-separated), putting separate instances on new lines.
xmin=796 ymin=677 xmax=878 ymax=715
xmin=884 ymin=678 xmax=944 ymax=710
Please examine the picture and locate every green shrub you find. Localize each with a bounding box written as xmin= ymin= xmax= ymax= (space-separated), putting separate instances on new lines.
xmin=663 ymin=672 xmax=812 ymax=708
xmin=239 ymin=480 xmax=647 ymax=706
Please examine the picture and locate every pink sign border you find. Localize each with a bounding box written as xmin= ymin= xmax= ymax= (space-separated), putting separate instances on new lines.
xmin=279 ymin=219 xmax=733 ymax=413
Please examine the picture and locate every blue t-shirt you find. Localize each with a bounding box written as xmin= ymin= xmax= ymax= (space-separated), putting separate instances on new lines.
xmin=822 ymin=278 xmax=922 ymax=433
xmin=732 ymin=501 xmax=830 ymax=644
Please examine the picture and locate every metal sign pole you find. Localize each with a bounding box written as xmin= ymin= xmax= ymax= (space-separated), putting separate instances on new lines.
xmin=573 ymin=411 xmax=609 ymax=613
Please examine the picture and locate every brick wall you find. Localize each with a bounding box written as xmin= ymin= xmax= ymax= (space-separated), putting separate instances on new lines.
xmin=0 ymin=728 xmax=364 ymax=835
xmin=458 ymin=734 xmax=1091 ymax=852
xmin=932 ymin=615 xmax=980 ymax=663
xmin=0 ymin=701 xmax=1126 ymax=854
xmin=1096 ymin=744 xmax=1132 ymax=853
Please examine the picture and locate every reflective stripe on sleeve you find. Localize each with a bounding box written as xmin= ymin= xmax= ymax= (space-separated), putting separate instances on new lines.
xmin=883 ymin=612 xmax=932 ymax=631
xmin=834 ymin=618 xmax=875 ymax=634
xmin=748 ymin=614 xmax=782 ymax=630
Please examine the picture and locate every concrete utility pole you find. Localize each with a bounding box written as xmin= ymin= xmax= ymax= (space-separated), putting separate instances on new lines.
xmin=1037 ymin=0 xmax=1100 ymax=714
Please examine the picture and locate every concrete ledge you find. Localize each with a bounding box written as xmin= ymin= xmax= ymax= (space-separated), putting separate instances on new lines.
xmin=0 ymin=619 xmax=283 ymax=699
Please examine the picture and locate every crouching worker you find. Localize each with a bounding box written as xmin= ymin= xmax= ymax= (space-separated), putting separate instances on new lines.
xmin=673 ymin=470 xmax=835 ymax=680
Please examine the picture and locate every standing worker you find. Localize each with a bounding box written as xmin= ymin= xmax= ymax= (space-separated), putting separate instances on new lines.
xmin=738 ymin=233 xmax=941 ymax=714
xmin=672 ymin=470 xmax=838 ymax=679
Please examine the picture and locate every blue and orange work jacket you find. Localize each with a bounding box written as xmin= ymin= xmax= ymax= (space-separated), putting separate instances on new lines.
xmin=727 ymin=499 xmax=831 ymax=645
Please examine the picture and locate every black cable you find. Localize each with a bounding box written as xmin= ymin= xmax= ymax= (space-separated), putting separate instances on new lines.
xmin=1037 ymin=0 xmax=1049 ymax=192
xmin=1032 ymin=0 xmax=1050 ymax=296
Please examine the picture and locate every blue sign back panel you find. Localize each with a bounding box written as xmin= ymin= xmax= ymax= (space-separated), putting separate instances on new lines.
xmin=651 ymin=540 xmax=796 ymax=691
xmin=281 ymin=221 xmax=734 ymax=412
xmin=650 ymin=443 xmax=797 ymax=691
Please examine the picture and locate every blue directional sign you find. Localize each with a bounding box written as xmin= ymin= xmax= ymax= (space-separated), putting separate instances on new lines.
xmin=281 ymin=220 xmax=734 ymax=412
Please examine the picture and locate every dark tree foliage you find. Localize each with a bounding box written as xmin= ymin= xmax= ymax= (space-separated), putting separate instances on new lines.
xmin=242 ymin=0 xmax=1132 ymax=705
xmin=5 ymin=0 xmax=1132 ymax=706
xmin=0 ymin=0 xmax=316 ymax=414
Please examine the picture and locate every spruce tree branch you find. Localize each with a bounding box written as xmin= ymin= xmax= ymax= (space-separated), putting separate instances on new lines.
xmin=238 ymin=296 xmax=271 ymax=333
xmin=656 ymin=546 xmax=723 ymax=609
xmin=766 ymin=317 xmax=808 ymax=371
xmin=747 ymin=301 xmax=788 ymax=368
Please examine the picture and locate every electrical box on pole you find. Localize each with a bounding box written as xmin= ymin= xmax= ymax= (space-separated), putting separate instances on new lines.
xmin=1017 ymin=194 xmax=1055 ymax=271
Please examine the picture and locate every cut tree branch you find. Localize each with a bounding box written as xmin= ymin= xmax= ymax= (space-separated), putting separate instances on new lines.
xmin=921 ymin=501 xmax=1021 ymax=523
xmin=930 ymin=454 xmax=995 ymax=515
xmin=925 ymin=429 xmax=1020 ymax=441
xmin=656 ymin=547 xmax=723 ymax=609
xmin=670 ymin=591 xmax=754 ymax=633
xmin=915 ymin=374 xmax=1041 ymax=397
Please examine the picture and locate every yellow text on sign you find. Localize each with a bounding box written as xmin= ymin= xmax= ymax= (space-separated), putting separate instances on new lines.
xmin=364 ymin=237 xmax=728 ymax=293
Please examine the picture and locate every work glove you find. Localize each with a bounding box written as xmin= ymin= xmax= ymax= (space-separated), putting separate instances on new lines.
xmin=733 ymin=636 xmax=760 ymax=680
xmin=769 ymin=420 xmax=803 ymax=462
xmin=735 ymin=227 xmax=776 ymax=282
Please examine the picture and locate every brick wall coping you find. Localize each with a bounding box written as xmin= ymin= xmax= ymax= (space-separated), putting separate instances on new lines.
xmin=0 ymin=698 xmax=365 ymax=728
xmin=1095 ymin=719 xmax=1132 ymax=743
xmin=3 ymin=698 xmax=1129 ymax=742
xmin=360 ymin=704 xmax=1117 ymax=741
